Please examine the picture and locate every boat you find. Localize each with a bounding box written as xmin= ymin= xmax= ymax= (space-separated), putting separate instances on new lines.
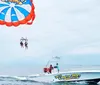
xmin=27 ymin=70 xmax=100 ymax=84
xmin=15 ymin=56 xmax=100 ymax=84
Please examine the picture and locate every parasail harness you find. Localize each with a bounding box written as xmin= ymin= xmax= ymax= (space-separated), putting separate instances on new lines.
xmin=20 ymin=37 xmax=28 ymax=49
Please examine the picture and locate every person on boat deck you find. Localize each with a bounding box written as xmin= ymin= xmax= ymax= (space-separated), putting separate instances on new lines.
xmin=54 ymin=63 xmax=59 ymax=73
xmin=49 ymin=64 xmax=53 ymax=73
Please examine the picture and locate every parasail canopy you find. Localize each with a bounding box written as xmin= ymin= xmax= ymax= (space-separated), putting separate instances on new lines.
xmin=0 ymin=0 xmax=35 ymax=27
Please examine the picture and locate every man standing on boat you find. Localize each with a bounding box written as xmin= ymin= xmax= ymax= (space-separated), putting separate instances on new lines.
xmin=54 ymin=63 xmax=59 ymax=73
xmin=49 ymin=64 xmax=53 ymax=73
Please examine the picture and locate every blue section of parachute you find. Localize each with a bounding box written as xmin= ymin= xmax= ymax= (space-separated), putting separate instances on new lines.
xmin=0 ymin=0 xmax=32 ymax=22
xmin=15 ymin=6 xmax=29 ymax=17
xmin=11 ymin=8 xmax=18 ymax=22
xmin=0 ymin=4 xmax=9 ymax=7
xmin=0 ymin=7 xmax=10 ymax=20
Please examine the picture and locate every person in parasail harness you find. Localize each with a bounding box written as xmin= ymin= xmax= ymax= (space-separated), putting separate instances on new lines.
xmin=25 ymin=41 xmax=28 ymax=49
xmin=20 ymin=40 xmax=24 ymax=47
xmin=20 ymin=37 xmax=28 ymax=49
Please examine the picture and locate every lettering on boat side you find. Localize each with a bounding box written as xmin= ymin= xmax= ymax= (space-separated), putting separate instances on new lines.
xmin=55 ymin=73 xmax=81 ymax=80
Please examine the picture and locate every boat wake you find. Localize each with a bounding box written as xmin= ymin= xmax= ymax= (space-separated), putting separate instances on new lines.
xmin=0 ymin=75 xmax=36 ymax=82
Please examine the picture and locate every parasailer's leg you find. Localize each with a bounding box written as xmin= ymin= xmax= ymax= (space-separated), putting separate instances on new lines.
xmin=25 ymin=45 xmax=28 ymax=49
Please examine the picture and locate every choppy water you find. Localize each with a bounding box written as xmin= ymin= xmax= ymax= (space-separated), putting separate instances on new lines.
xmin=0 ymin=81 xmax=100 ymax=85
xmin=1 ymin=67 xmax=100 ymax=85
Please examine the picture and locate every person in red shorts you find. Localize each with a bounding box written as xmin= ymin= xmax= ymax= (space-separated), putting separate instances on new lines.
xmin=49 ymin=64 xmax=53 ymax=73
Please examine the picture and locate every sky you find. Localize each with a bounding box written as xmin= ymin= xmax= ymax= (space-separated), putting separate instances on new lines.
xmin=0 ymin=0 xmax=100 ymax=76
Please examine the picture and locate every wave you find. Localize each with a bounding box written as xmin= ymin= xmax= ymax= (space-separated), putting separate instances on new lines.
xmin=0 ymin=75 xmax=37 ymax=82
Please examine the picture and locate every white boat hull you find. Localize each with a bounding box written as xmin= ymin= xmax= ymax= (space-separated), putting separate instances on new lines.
xmin=17 ymin=70 xmax=100 ymax=83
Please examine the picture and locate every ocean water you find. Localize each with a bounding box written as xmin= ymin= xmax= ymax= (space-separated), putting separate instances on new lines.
xmin=0 ymin=81 xmax=99 ymax=85
xmin=1 ymin=66 xmax=100 ymax=85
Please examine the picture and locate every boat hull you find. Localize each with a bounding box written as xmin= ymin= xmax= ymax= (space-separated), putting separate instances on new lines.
xmin=27 ymin=70 xmax=100 ymax=83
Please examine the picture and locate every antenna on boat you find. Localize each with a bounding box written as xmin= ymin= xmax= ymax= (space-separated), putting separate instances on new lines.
xmin=46 ymin=56 xmax=60 ymax=67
